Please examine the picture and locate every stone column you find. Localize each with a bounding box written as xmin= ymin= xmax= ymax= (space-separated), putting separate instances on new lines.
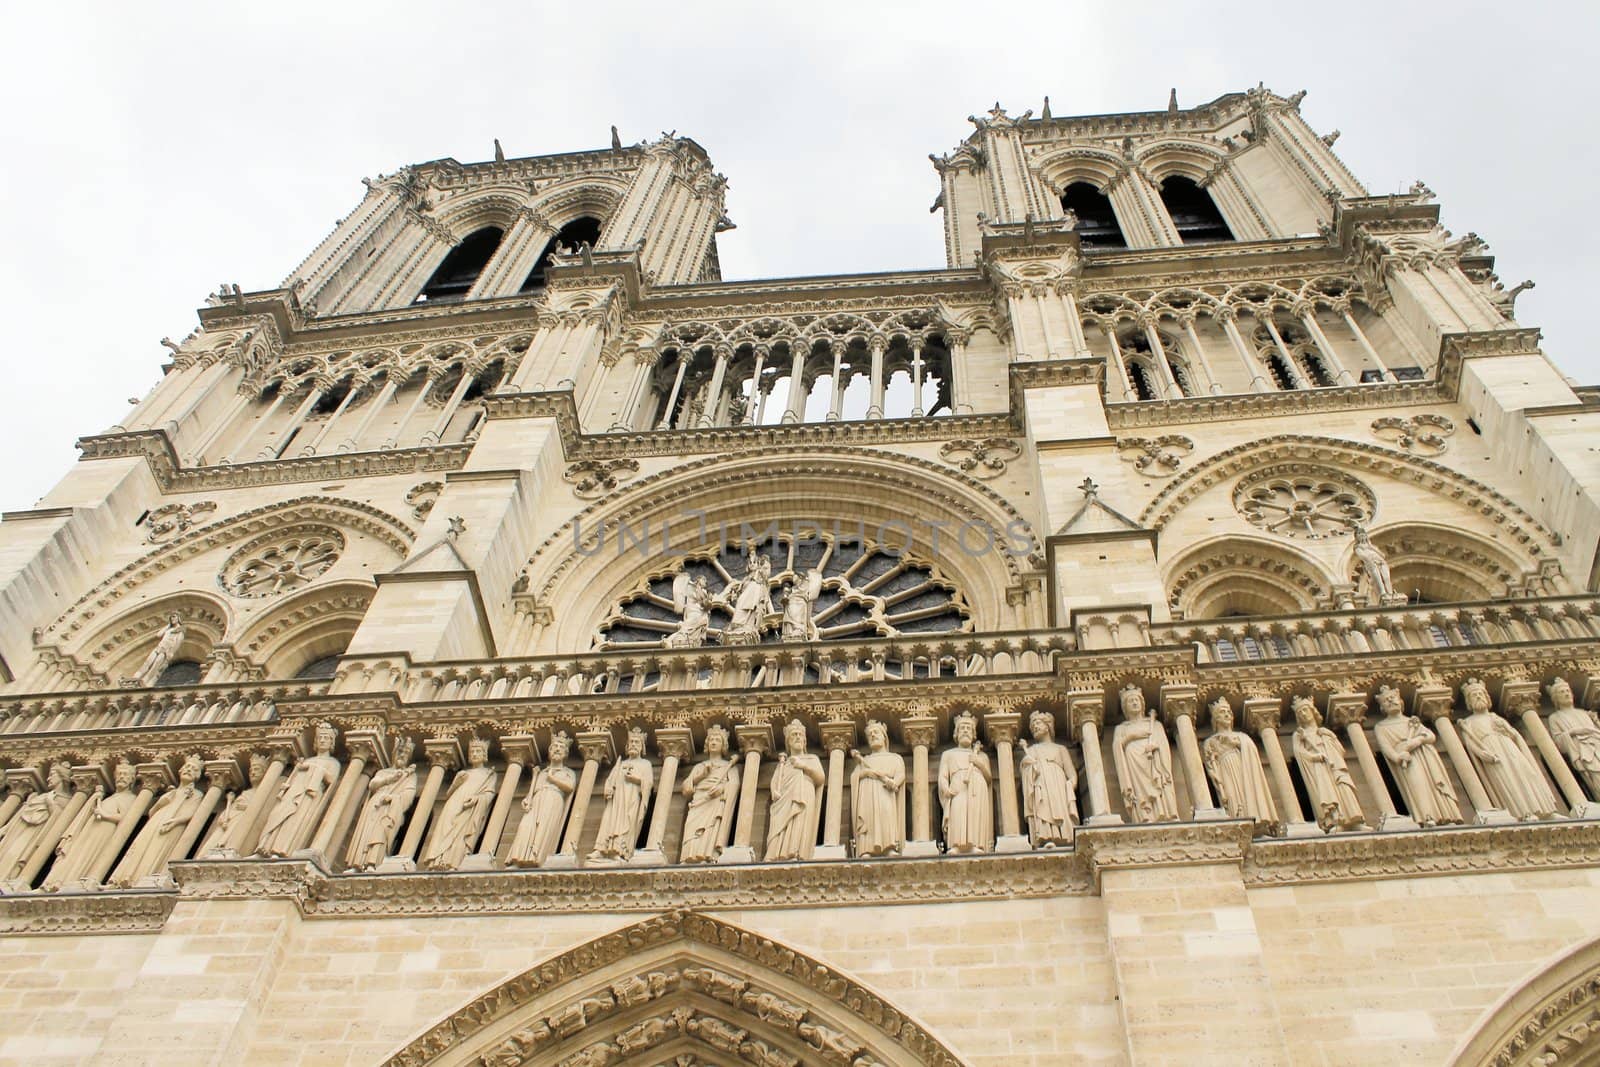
xmin=1141 ymin=315 xmax=1182 ymax=398
xmin=299 ymin=378 xmax=360 ymax=455
xmin=986 ymin=711 xmax=1029 ymax=852
xmin=721 ymin=724 xmax=772 ymax=864
xmin=184 ymin=385 xmax=254 ymax=465
xmin=82 ymin=764 xmax=170 ymax=887
xmin=1339 ymin=303 xmax=1391 ymax=381
xmin=636 ymin=726 xmax=692 ymax=864
xmin=383 ymin=738 xmax=460 ymax=872
xmin=1502 ymin=680 xmax=1600 ymax=818
xmin=948 ymin=334 xmax=973 ymax=414
xmin=1415 ymin=683 xmax=1512 ymax=825
xmin=901 ymin=716 xmax=939 ymax=855
xmin=262 ymin=383 xmax=325 ymax=459
xmin=421 ymin=368 xmax=475 ymax=445
xmin=1101 ymin=325 xmax=1134 ymax=400
xmin=463 ymin=734 xmax=537 ymax=870
xmin=1217 ymin=309 xmax=1269 ymax=393
xmin=383 ymin=370 xmax=436 ymax=448
xmin=815 ymin=720 xmax=855 ymax=860
xmin=909 ymin=340 xmax=926 ymax=416
xmin=1178 ymin=316 xmax=1222 ymax=395
xmin=866 ymin=338 xmax=886 ymax=418
xmin=1068 ymin=691 xmax=1121 ymax=826
xmin=226 ymin=740 xmax=296 ymax=856
xmin=699 ymin=348 xmax=731 ymax=428
xmin=337 ymin=373 xmax=400 ymax=453
xmin=1327 ymin=692 xmax=1414 ymax=831
xmin=1243 ymin=698 xmax=1319 ymax=837
xmin=306 ymin=729 xmax=384 ymax=865
xmin=656 ymin=354 xmax=690 ymax=429
xmin=1297 ymin=303 xmax=1354 ymax=386
xmin=0 ymin=768 xmax=42 ymax=830
xmin=827 ymin=343 xmax=846 ymax=421
xmin=15 ymin=765 xmax=105 ymax=889
xmin=1162 ymin=684 xmax=1224 ymax=819
xmin=743 ymin=347 xmax=767 ymax=425
xmin=782 ymin=345 xmax=808 ymax=423
xmin=550 ymin=731 xmax=612 ymax=868
xmin=1260 ymin=316 xmax=1309 ymax=388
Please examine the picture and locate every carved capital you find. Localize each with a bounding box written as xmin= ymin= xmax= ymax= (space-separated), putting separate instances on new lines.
xmin=1413 ymin=684 xmax=1455 ymax=723
xmin=1242 ymin=697 xmax=1284 ymax=736
xmin=70 ymin=764 xmax=111 ymax=794
xmin=1325 ymin=692 xmax=1370 ymax=731
xmin=575 ymin=730 xmax=615 ymax=765
xmin=203 ymin=758 xmax=245 ymax=793
xmin=1067 ymin=691 xmax=1105 ymax=734
xmin=818 ymin=720 xmax=857 ymax=753
xmin=1499 ymin=679 xmax=1542 ymax=718
xmin=1159 ymin=683 xmax=1199 ymax=726
xmin=652 ymin=726 xmax=695 ymax=762
xmin=422 ymin=737 xmax=463 ymax=772
xmin=134 ymin=762 xmax=176 ymax=793
xmin=900 ymin=715 xmax=938 ymax=749
xmin=498 ymin=734 xmax=540 ymax=767
xmin=343 ymin=728 xmax=390 ymax=769
xmin=982 ymin=711 xmax=1021 ymax=746
xmin=3 ymin=767 xmax=44 ymax=798
xmin=734 ymin=723 xmax=773 ymax=756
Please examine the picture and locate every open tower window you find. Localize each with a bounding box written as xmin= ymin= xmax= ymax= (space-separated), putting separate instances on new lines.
xmin=414 ymin=226 xmax=505 ymax=304
xmin=1159 ymin=176 xmax=1233 ymax=244
xmin=522 ymin=216 xmax=605 ymax=292
xmin=1061 ymin=182 xmax=1126 ymax=248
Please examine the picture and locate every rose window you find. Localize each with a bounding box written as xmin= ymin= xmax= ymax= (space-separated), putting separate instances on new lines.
xmin=596 ymin=531 xmax=971 ymax=648
xmin=1233 ymin=467 xmax=1374 ymax=540
xmin=220 ymin=529 xmax=345 ymax=598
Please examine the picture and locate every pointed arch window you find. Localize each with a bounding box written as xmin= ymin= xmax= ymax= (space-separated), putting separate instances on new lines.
xmin=1061 ymin=181 xmax=1126 ymax=248
xmin=414 ymin=226 xmax=504 ymax=304
xmin=1159 ymin=176 xmax=1233 ymax=244
xmin=521 ymin=216 xmax=604 ymax=292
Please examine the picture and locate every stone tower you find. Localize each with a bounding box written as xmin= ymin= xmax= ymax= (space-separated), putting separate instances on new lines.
xmin=0 ymin=91 xmax=1596 ymax=1066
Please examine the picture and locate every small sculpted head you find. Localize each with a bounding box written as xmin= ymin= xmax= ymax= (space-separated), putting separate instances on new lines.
xmin=1376 ymin=685 xmax=1405 ymax=718
xmin=114 ymin=761 xmax=137 ymax=791
xmin=547 ymin=731 xmax=571 ymax=763
xmin=704 ymin=725 xmax=728 ymax=759
xmin=626 ymin=727 xmax=647 ymax=760
xmin=1292 ymin=696 xmax=1320 ymax=729
xmin=1209 ymin=698 xmax=1234 ymax=733
xmin=1548 ymin=677 xmax=1575 ymax=710
xmin=1120 ymin=684 xmax=1146 ymax=720
xmin=468 ymin=736 xmax=491 ymax=766
xmin=248 ymin=752 xmax=270 ymax=783
xmin=49 ymin=761 xmax=71 ymax=790
xmin=1462 ymin=678 xmax=1492 ymax=715
xmin=393 ymin=735 xmax=416 ymax=766
xmin=865 ymin=720 xmax=889 ymax=752
xmin=1029 ymin=710 xmax=1054 ymax=741
xmin=784 ymin=719 xmax=807 ymax=755
xmin=180 ymin=754 xmax=204 ymax=784
xmin=953 ymin=711 xmax=977 ymax=747
xmin=314 ymin=721 xmax=338 ymax=754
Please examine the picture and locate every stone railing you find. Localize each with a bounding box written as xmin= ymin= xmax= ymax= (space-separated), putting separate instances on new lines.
xmin=0 ymin=679 xmax=323 ymax=735
xmin=1152 ymin=595 xmax=1600 ymax=665
xmin=386 ymin=629 xmax=1072 ymax=704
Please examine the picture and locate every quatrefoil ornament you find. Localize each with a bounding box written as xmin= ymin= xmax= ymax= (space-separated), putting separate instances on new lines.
xmin=1371 ymin=414 xmax=1454 ymax=456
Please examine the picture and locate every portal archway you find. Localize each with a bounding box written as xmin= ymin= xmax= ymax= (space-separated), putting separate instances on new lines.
xmin=1449 ymin=933 xmax=1600 ymax=1066
xmin=381 ymin=910 xmax=969 ymax=1067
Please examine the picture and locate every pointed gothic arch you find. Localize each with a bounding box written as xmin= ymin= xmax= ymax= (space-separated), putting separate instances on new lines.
xmin=381 ymin=910 xmax=970 ymax=1067
xmin=1449 ymin=933 xmax=1600 ymax=1067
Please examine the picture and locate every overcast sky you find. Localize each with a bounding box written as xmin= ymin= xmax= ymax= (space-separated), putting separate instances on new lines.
xmin=0 ymin=1 xmax=1591 ymax=511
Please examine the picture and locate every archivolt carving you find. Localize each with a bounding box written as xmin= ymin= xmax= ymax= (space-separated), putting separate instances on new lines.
xmin=1449 ymin=933 xmax=1600 ymax=1067
xmin=380 ymin=910 xmax=968 ymax=1067
xmin=520 ymin=447 xmax=1041 ymax=627
xmin=75 ymin=591 xmax=232 ymax=681
xmin=1360 ymin=523 xmax=1528 ymax=603
xmin=232 ymin=581 xmax=375 ymax=667
xmin=1139 ymin=435 xmax=1557 ymax=552
xmin=1162 ymin=535 xmax=1332 ymax=618
xmin=42 ymin=496 xmax=412 ymax=647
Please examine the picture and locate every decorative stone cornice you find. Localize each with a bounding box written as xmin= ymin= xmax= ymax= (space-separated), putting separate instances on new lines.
xmin=168 ymin=857 xmax=325 ymax=905
xmin=1245 ymin=820 xmax=1600 ymax=886
xmin=1077 ymin=821 xmax=1254 ymax=889
xmin=0 ymin=889 xmax=175 ymax=935
xmin=1106 ymin=378 xmax=1441 ymax=430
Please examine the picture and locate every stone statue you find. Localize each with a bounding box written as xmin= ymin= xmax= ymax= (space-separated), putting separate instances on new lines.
xmin=345 ymin=737 xmax=419 ymax=872
xmin=850 ymin=720 xmax=905 ymax=857
xmin=1372 ymin=686 xmax=1461 ymax=827
xmin=1202 ymin=699 xmax=1281 ymax=835
xmin=420 ymin=737 xmax=499 ymax=871
xmin=1546 ymin=678 xmax=1600 ymax=798
xmin=588 ymin=728 xmax=653 ymax=863
xmin=1349 ymin=523 xmax=1400 ymax=604
xmin=721 ymin=548 xmax=772 ymax=645
xmin=110 ymin=754 xmax=207 ymax=887
xmin=938 ymin=711 xmax=994 ymax=853
xmin=0 ymin=762 xmax=72 ymax=883
xmin=678 ymin=725 xmax=738 ymax=863
xmin=256 ymin=722 xmax=341 ymax=857
xmin=779 ymin=570 xmax=823 ymax=642
xmin=665 ymin=574 xmax=712 ymax=648
xmin=1458 ymin=678 xmax=1559 ymax=820
xmin=124 ymin=613 xmax=184 ymax=688
xmin=1112 ymin=685 xmax=1179 ymax=823
xmin=506 ymin=731 xmax=577 ymax=868
xmin=765 ymin=719 xmax=824 ymax=861
xmin=1018 ymin=709 xmax=1077 ymax=846
xmin=201 ymin=753 xmax=270 ymax=857
xmin=45 ymin=761 xmax=137 ymax=891
xmin=1292 ymin=697 xmax=1367 ymax=832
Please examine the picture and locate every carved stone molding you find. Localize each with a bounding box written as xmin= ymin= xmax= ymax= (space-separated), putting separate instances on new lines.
xmin=1077 ymin=820 xmax=1254 ymax=889
xmin=405 ymin=481 xmax=444 ymax=520
xmin=1371 ymin=413 xmax=1454 ymax=455
xmin=938 ymin=438 xmax=1021 ymax=480
xmin=563 ymin=459 xmax=640 ymax=500
xmin=0 ymin=889 xmax=175 ymax=935
xmin=140 ymin=501 xmax=218 ymax=544
xmin=1116 ymin=435 xmax=1194 ymax=476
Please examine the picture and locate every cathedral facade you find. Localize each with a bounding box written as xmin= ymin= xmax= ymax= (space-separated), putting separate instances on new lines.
xmin=0 ymin=88 xmax=1596 ymax=1066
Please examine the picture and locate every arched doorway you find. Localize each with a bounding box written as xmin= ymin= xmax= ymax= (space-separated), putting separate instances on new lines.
xmin=381 ymin=910 xmax=970 ymax=1066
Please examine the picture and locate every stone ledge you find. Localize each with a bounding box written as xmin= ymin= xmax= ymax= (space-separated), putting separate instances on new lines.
xmin=0 ymin=887 xmax=175 ymax=935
